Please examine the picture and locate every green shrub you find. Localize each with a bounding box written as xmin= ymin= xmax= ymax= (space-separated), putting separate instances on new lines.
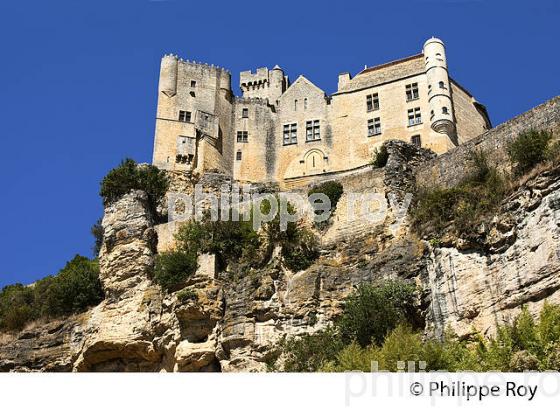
xmin=338 ymin=280 xmax=417 ymax=347
xmin=175 ymin=214 xmax=262 ymax=270
xmin=279 ymin=326 xmax=344 ymax=372
xmin=176 ymin=288 xmax=198 ymax=303
xmin=100 ymin=158 xmax=169 ymax=213
xmin=507 ymin=129 xmax=553 ymax=175
xmin=153 ymin=249 xmax=198 ymax=291
xmin=281 ymin=227 xmax=319 ymax=272
xmin=0 ymin=285 xmax=35 ymax=331
xmin=308 ymin=181 xmax=344 ymax=230
xmin=412 ymin=150 xmax=508 ymax=238
xmin=0 ymin=256 xmax=103 ymax=332
xmin=371 ymin=145 xmax=389 ymax=168
xmin=40 ymin=256 xmax=104 ymax=317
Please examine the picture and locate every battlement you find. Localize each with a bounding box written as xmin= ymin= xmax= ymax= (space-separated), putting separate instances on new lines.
xmin=163 ymin=53 xmax=231 ymax=75
xmin=234 ymin=96 xmax=271 ymax=106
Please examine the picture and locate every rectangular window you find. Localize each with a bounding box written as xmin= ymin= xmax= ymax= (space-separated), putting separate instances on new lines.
xmin=236 ymin=151 xmax=242 ymax=161
xmin=178 ymin=110 xmax=191 ymax=122
xmin=190 ymin=80 xmax=197 ymax=87
xmin=366 ymin=93 xmax=380 ymax=112
xmin=411 ymin=135 xmax=421 ymax=147
xmin=236 ymin=131 xmax=248 ymax=143
xmin=405 ymin=83 xmax=419 ymax=101
xmin=242 ymin=108 xmax=249 ymax=118
xmin=368 ymin=117 xmax=382 ymax=136
xmin=408 ymin=108 xmax=422 ymax=126
xmin=283 ymin=123 xmax=297 ymax=145
xmin=306 ymin=120 xmax=320 ymax=141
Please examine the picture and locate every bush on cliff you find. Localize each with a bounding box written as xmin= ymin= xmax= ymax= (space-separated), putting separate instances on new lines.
xmin=269 ymin=280 xmax=418 ymax=371
xmin=308 ymin=181 xmax=344 ymax=230
xmin=371 ymin=145 xmax=389 ymax=168
xmin=338 ymin=280 xmax=417 ymax=347
xmin=153 ymin=249 xmax=198 ymax=292
xmin=0 ymin=256 xmax=103 ymax=331
xmin=507 ymin=129 xmax=553 ymax=175
xmin=322 ymin=303 xmax=560 ymax=372
xmin=100 ymin=158 xmax=169 ymax=213
xmin=412 ymin=150 xmax=508 ymax=237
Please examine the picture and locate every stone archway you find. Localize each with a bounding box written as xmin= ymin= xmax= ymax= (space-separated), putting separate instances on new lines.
xmin=304 ymin=149 xmax=325 ymax=175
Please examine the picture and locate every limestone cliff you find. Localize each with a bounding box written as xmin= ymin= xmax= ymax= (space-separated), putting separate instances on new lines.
xmin=1 ymin=97 xmax=560 ymax=372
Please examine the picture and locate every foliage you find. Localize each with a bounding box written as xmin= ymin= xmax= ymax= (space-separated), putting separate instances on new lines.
xmin=281 ymin=228 xmax=320 ymax=272
xmin=153 ymin=249 xmax=198 ymax=292
xmin=308 ymin=181 xmax=344 ymax=230
xmin=0 ymin=256 xmax=103 ymax=331
xmin=338 ymin=280 xmax=417 ymax=347
xmin=371 ymin=145 xmax=389 ymax=168
xmin=507 ymin=129 xmax=553 ymax=175
xmin=176 ymin=288 xmax=198 ymax=303
xmin=412 ymin=150 xmax=508 ymax=237
xmin=99 ymin=158 xmax=169 ymax=214
xmin=279 ymin=326 xmax=344 ymax=372
xmin=91 ymin=218 xmax=104 ymax=257
xmin=322 ymin=303 xmax=560 ymax=372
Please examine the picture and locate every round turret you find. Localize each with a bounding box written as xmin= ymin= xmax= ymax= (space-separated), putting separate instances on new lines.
xmin=159 ymin=54 xmax=178 ymax=97
xmin=423 ymin=38 xmax=455 ymax=135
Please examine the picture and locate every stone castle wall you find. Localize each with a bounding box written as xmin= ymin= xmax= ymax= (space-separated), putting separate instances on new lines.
xmin=416 ymin=96 xmax=560 ymax=190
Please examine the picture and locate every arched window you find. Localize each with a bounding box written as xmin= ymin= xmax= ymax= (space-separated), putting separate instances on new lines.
xmin=304 ymin=98 xmax=308 ymax=110
xmin=439 ymin=81 xmax=445 ymax=89
xmin=442 ymin=107 xmax=449 ymax=115
xmin=294 ymin=99 xmax=298 ymax=111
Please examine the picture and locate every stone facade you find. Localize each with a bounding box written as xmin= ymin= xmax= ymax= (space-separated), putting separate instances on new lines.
xmin=152 ymin=38 xmax=491 ymax=183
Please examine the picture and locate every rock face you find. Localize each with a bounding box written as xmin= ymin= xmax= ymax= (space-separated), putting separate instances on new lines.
xmin=2 ymin=137 xmax=560 ymax=371
xmin=425 ymin=168 xmax=560 ymax=338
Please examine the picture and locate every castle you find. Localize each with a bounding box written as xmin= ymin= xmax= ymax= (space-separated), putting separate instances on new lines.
xmin=152 ymin=38 xmax=491 ymax=184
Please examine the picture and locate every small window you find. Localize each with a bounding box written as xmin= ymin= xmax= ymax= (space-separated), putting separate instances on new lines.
xmin=236 ymin=151 xmax=242 ymax=161
xmin=405 ymin=83 xmax=419 ymax=101
xmin=304 ymin=98 xmax=308 ymax=110
xmin=236 ymin=131 xmax=248 ymax=143
xmin=439 ymin=81 xmax=445 ymax=89
xmin=294 ymin=99 xmax=298 ymax=111
xmin=306 ymin=120 xmax=320 ymax=141
xmin=408 ymin=108 xmax=422 ymax=126
xmin=411 ymin=135 xmax=421 ymax=147
xmin=367 ymin=117 xmax=382 ymax=136
xmin=442 ymin=107 xmax=449 ymax=115
xmin=178 ymin=110 xmax=191 ymax=122
xmin=430 ymin=110 xmax=435 ymax=120
xmin=190 ymin=80 xmax=197 ymax=87
xmin=366 ymin=93 xmax=380 ymax=112
xmin=283 ymin=123 xmax=297 ymax=145
xmin=242 ymin=108 xmax=249 ymax=118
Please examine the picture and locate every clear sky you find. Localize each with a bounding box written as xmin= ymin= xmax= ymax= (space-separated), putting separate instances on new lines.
xmin=0 ymin=0 xmax=558 ymax=287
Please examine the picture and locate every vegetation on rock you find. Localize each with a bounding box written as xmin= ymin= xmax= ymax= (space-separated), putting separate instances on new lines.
xmin=308 ymin=181 xmax=344 ymax=230
xmin=0 ymin=256 xmax=103 ymax=331
xmin=371 ymin=145 xmax=389 ymax=168
xmin=99 ymin=158 xmax=169 ymax=214
xmin=507 ymin=129 xmax=553 ymax=175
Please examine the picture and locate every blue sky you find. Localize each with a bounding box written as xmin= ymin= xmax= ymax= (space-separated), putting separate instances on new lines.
xmin=0 ymin=0 xmax=558 ymax=287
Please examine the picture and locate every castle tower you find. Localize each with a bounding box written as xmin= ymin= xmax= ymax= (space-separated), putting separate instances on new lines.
xmin=239 ymin=66 xmax=288 ymax=105
xmin=152 ymin=54 xmax=234 ymax=174
xmin=423 ymin=38 xmax=456 ymax=137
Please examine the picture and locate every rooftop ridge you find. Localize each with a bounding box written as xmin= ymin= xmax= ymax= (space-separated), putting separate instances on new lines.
xmin=358 ymin=53 xmax=424 ymax=76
